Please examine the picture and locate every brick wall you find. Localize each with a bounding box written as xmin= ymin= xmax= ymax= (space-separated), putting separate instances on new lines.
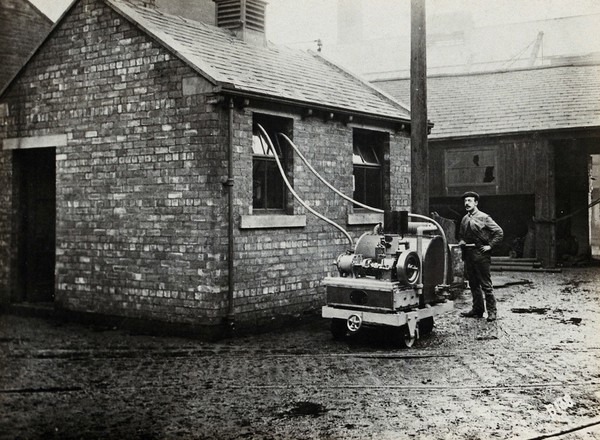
xmin=0 ymin=0 xmax=228 ymax=324
xmin=230 ymin=108 xmax=411 ymax=325
xmin=0 ymin=128 xmax=12 ymax=305
xmin=0 ymin=0 xmax=412 ymax=332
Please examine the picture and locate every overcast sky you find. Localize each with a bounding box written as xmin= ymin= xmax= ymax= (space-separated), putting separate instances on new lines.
xmin=30 ymin=0 xmax=600 ymax=45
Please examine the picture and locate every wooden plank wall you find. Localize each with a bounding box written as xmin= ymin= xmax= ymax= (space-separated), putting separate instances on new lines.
xmin=430 ymin=139 xmax=539 ymax=197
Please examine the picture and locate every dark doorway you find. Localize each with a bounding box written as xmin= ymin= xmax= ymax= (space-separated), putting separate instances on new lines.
xmin=554 ymin=141 xmax=591 ymax=261
xmin=15 ymin=148 xmax=56 ymax=302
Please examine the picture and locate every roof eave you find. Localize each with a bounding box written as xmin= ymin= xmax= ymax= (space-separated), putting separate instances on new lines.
xmin=430 ymin=125 xmax=600 ymax=142
xmin=220 ymin=87 xmax=412 ymax=125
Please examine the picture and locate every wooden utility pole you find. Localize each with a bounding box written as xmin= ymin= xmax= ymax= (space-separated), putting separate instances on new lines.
xmin=410 ymin=0 xmax=428 ymax=215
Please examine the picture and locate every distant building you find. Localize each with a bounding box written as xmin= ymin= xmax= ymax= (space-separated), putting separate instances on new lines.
xmin=0 ymin=0 xmax=413 ymax=337
xmin=329 ymin=0 xmax=600 ymax=78
xmin=374 ymin=64 xmax=600 ymax=266
xmin=0 ymin=0 xmax=52 ymax=90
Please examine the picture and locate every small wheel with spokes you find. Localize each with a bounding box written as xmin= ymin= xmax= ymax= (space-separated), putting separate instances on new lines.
xmin=397 ymin=325 xmax=418 ymax=349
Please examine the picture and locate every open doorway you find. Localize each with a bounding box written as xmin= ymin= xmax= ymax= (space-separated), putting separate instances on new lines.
xmin=14 ymin=148 xmax=56 ymax=302
xmin=554 ymin=139 xmax=600 ymax=264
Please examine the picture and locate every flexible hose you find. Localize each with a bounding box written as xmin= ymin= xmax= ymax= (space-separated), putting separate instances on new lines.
xmin=256 ymin=124 xmax=354 ymax=247
xmin=278 ymin=133 xmax=449 ymax=283
xmin=278 ymin=133 xmax=384 ymax=214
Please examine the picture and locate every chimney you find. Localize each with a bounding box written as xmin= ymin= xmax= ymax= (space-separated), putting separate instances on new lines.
xmin=214 ymin=0 xmax=267 ymax=45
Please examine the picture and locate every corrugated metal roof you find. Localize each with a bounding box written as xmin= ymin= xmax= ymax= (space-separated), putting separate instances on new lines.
xmin=373 ymin=64 xmax=600 ymax=138
xmin=106 ymin=0 xmax=410 ymax=121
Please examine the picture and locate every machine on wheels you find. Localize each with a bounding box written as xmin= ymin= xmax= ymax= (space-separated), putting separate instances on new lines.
xmin=322 ymin=212 xmax=454 ymax=347
xmin=254 ymin=126 xmax=454 ymax=348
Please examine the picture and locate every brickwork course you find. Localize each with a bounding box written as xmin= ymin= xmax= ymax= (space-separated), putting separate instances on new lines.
xmin=0 ymin=0 xmax=413 ymax=335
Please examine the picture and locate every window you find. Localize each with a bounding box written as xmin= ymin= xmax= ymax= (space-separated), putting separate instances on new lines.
xmin=353 ymin=129 xmax=385 ymax=210
xmin=252 ymin=114 xmax=292 ymax=212
xmin=445 ymin=147 xmax=498 ymax=194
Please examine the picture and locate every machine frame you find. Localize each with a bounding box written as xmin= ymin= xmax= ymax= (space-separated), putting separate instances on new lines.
xmin=321 ymin=218 xmax=455 ymax=347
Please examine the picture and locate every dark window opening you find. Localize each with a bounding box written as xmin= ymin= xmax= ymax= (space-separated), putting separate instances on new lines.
xmin=252 ymin=114 xmax=292 ymax=212
xmin=483 ymin=166 xmax=495 ymax=183
xmin=353 ymin=128 xmax=385 ymax=210
xmin=445 ymin=148 xmax=498 ymax=190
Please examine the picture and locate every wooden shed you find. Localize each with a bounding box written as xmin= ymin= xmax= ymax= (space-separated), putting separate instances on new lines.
xmin=374 ymin=64 xmax=600 ymax=267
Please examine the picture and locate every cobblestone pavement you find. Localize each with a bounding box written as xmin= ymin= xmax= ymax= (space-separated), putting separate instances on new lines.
xmin=1 ymin=268 xmax=599 ymax=440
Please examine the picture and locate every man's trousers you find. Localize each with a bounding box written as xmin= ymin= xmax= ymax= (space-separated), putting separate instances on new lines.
xmin=464 ymin=253 xmax=496 ymax=315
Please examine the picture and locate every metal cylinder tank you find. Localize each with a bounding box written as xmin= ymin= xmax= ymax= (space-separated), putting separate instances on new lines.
xmin=354 ymin=233 xmax=446 ymax=304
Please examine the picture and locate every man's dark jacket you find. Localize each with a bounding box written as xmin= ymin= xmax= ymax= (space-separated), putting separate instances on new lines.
xmin=459 ymin=209 xmax=504 ymax=249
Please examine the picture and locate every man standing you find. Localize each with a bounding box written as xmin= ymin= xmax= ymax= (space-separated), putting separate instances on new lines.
xmin=458 ymin=191 xmax=504 ymax=321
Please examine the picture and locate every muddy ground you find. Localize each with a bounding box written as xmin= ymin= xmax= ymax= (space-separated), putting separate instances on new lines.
xmin=1 ymin=268 xmax=599 ymax=439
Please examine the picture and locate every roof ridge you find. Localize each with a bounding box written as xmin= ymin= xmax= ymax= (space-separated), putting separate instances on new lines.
xmin=2 ymin=0 xmax=411 ymax=122
xmin=106 ymin=0 xmax=409 ymax=120
xmin=372 ymin=61 xmax=600 ymax=83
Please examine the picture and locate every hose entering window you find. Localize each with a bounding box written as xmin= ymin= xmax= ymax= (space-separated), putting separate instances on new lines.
xmin=277 ymin=133 xmax=384 ymax=214
xmin=256 ymin=124 xmax=354 ymax=247
xmin=276 ymin=132 xmax=449 ymax=284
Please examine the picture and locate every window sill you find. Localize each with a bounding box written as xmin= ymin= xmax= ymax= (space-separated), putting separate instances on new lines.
xmin=347 ymin=212 xmax=384 ymax=225
xmin=240 ymin=214 xmax=306 ymax=229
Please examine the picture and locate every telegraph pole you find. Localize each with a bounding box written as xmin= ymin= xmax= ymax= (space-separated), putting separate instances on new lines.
xmin=410 ymin=0 xmax=428 ymax=215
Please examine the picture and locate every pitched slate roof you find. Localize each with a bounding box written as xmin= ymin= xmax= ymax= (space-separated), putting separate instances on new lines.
xmin=373 ymin=64 xmax=600 ymax=139
xmin=0 ymin=0 xmax=52 ymax=90
xmin=105 ymin=0 xmax=410 ymax=122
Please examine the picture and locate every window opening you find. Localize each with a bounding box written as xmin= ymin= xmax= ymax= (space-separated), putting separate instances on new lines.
xmin=252 ymin=114 xmax=291 ymax=212
xmin=353 ymin=129 xmax=385 ymax=210
xmin=445 ymin=147 xmax=498 ymax=191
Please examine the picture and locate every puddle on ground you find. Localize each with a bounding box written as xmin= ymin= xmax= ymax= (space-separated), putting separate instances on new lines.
xmin=278 ymin=401 xmax=327 ymax=419
xmin=511 ymin=307 xmax=550 ymax=314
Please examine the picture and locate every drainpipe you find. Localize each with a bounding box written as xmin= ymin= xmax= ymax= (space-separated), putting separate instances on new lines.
xmin=225 ymin=98 xmax=235 ymax=328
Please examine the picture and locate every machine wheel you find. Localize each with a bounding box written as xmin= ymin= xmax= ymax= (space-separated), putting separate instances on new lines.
xmin=418 ymin=317 xmax=434 ymax=336
xmin=330 ymin=319 xmax=347 ymax=340
xmin=397 ymin=325 xmax=417 ymax=349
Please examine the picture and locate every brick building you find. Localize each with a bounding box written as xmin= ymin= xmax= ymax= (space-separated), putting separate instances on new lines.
xmin=0 ymin=0 xmax=53 ymax=91
xmin=0 ymin=0 xmax=412 ymax=337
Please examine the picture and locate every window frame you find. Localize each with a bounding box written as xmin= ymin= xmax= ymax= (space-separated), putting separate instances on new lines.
xmin=251 ymin=113 xmax=293 ymax=214
xmin=352 ymin=128 xmax=386 ymax=211
xmin=444 ymin=146 xmax=499 ymax=195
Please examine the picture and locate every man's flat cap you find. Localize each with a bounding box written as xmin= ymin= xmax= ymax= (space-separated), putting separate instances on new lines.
xmin=461 ymin=191 xmax=479 ymax=201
